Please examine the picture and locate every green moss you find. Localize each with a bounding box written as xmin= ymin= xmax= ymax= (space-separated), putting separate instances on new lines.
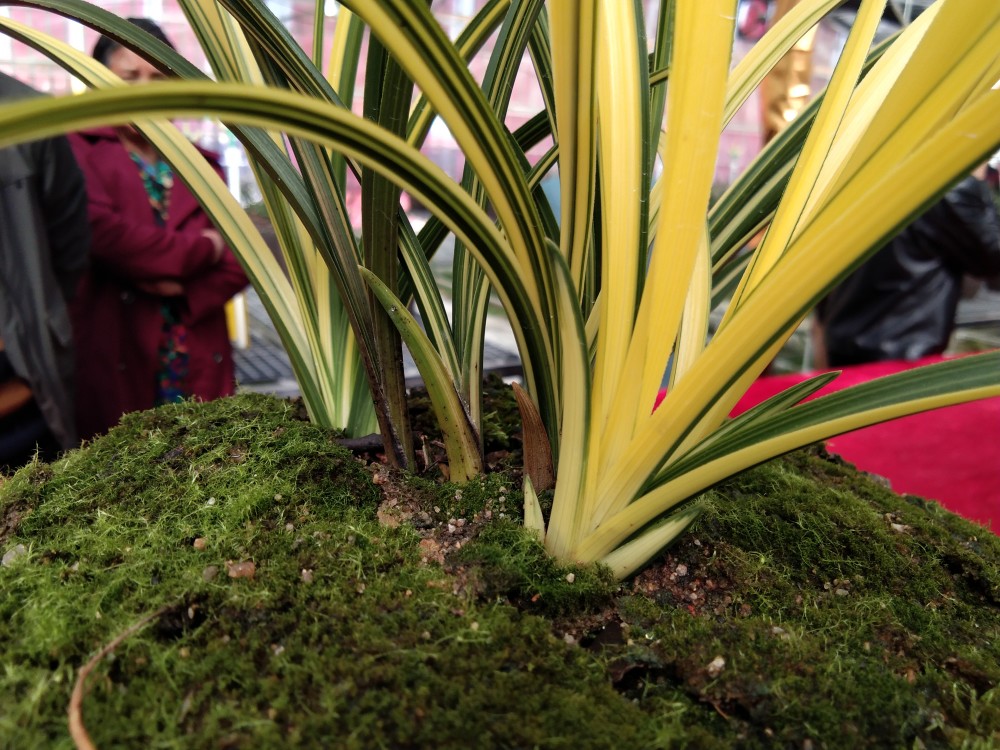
xmin=0 ymin=394 xmax=647 ymax=749
xmin=614 ymin=448 xmax=1000 ymax=748
xmin=2 ymin=397 xmax=1000 ymax=748
xmin=453 ymin=519 xmax=619 ymax=617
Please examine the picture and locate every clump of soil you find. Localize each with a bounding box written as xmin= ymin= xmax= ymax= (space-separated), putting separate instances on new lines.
xmin=1 ymin=390 xmax=998 ymax=748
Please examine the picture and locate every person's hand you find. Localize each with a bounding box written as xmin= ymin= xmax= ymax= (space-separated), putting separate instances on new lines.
xmin=200 ymin=228 xmax=225 ymax=264
xmin=135 ymin=279 xmax=185 ymax=297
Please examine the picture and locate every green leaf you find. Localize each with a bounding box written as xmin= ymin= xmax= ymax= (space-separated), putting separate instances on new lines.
xmin=360 ymin=269 xmax=484 ymax=483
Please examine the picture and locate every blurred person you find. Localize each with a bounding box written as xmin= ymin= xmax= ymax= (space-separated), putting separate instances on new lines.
xmin=69 ymin=18 xmax=248 ymax=439
xmin=0 ymin=72 xmax=90 ymax=470
xmin=816 ymin=165 xmax=1000 ymax=367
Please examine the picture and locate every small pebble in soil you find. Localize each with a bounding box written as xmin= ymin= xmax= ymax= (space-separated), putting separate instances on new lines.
xmin=301 ymin=569 xmax=314 ymax=583
xmin=193 ymin=537 xmax=207 ymax=550
xmin=2 ymin=544 xmax=27 ymax=566
xmin=226 ymin=560 xmax=256 ymax=579
xmin=203 ymin=565 xmax=219 ymax=582
xmin=706 ymin=655 xmax=726 ymax=677
xmin=565 ymin=573 xmax=576 ymax=583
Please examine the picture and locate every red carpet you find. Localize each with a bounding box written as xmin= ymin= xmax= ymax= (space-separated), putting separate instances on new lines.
xmin=729 ymin=356 xmax=1000 ymax=531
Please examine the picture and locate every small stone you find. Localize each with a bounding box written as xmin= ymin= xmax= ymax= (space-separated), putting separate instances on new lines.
xmin=206 ymin=497 xmax=216 ymax=506
xmin=225 ymin=560 xmax=256 ymax=579
xmin=563 ymin=633 xmax=577 ymax=645
xmin=271 ymin=644 xmax=285 ymax=656
xmin=202 ymin=565 xmax=219 ymax=582
xmin=470 ymin=621 xmax=479 ymax=631
xmin=706 ymin=655 xmax=726 ymax=677
xmin=675 ymin=564 xmax=688 ymax=577
xmin=285 ymin=523 xmax=295 ymax=532
xmin=179 ymin=647 xmax=190 ymax=659
xmin=418 ymin=538 xmax=444 ymax=564
xmin=456 ymin=518 xmax=466 ymax=527
xmin=274 ymin=494 xmax=283 ymax=501
xmin=835 ymin=588 xmax=849 ymax=597
xmin=2 ymin=544 xmax=27 ymax=567
xmin=447 ymin=523 xmax=456 ymax=533
xmin=192 ymin=538 xmax=207 ymax=551
xmin=301 ymin=569 xmax=314 ymax=584
xmin=356 ymin=582 xmax=366 ymax=594
xmin=890 ymin=523 xmax=911 ymax=534
xmin=421 ymin=631 xmax=431 ymax=640
xmin=565 ymin=573 xmax=576 ymax=583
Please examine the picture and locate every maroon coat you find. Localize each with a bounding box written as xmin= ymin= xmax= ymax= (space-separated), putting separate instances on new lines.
xmin=68 ymin=127 xmax=248 ymax=440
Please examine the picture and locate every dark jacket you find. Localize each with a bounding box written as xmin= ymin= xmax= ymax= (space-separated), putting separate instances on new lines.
xmin=68 ymin=127 xmax=248 ymax=439
xmin=0 ymin=73 xmax=90 ymax=449
xmin=819 ymin=175 xmax=1000 ymax=365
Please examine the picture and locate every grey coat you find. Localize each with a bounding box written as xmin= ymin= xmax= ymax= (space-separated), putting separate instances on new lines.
xmin=0 ymin=73 xmax=90 ymax=449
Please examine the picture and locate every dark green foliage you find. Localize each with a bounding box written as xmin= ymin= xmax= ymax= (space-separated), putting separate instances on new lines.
xmin=2 ymin=396 xmax=999 ymax=748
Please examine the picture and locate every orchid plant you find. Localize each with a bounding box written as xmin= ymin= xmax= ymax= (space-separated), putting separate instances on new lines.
xmin=0 ymin=0 xmax=998 ymax=578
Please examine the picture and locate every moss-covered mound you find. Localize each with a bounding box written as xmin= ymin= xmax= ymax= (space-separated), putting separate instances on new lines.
xmin=1 ymin=393 xmax=998 ymax=748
